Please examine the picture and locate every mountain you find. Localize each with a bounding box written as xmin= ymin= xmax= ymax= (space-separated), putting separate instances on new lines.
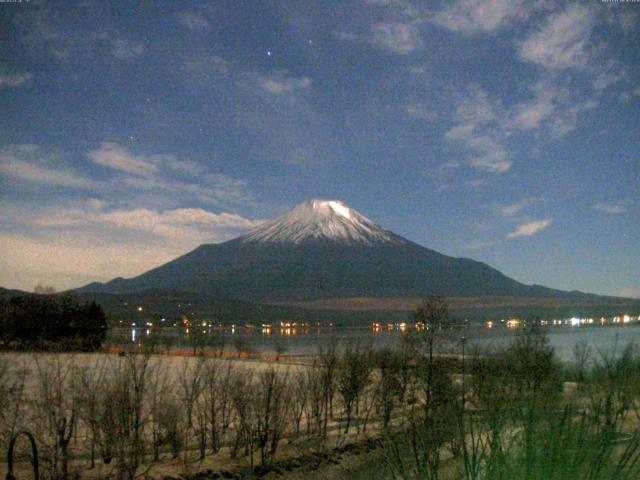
xmin=76 ymin=199 xmax=622 ymax=309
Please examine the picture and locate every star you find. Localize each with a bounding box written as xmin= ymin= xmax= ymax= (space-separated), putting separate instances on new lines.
xmin=267 ymin=50 xmax=272 ymax=57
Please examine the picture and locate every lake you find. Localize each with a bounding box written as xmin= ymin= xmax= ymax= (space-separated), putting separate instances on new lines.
xmin=110 ymin=322 xmax=640 ymax=363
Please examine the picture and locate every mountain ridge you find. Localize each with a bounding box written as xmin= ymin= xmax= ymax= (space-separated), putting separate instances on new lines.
xmin=239 ymin=199 xmax=405 ymax=245
xmin=74 ymin=199 xmax=619 ymax=306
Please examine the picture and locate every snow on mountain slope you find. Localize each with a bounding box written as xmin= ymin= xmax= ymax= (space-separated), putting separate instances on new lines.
xmin=239 ymin=199 xmax=406 ymax=245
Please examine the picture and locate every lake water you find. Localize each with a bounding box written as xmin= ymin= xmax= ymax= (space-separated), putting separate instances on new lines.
xmin=111 ymin=323 xmax=640 ymax=364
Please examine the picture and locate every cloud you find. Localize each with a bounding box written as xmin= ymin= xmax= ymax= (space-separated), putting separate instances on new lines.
xmin=404 ymin=103 xmax=437 ymax=121
xmin=507 ymin=219 xmax=552 ymax=239
xmin=334 ymin=3 xmax=423 ymax=56
xmin=87 ymin=142 xmax=158 ymax=176
xmin=499 ymin=198 xmax=535 ymax=217
xmin=177 ymin=12 xmax=211 ymax=32
xmin=514 ymin=76 xmax=599 ymax=137
xmin=445 ymin=86 xmax=512 ymax=173
xmin=99 ymin=207 xmax=260 ymax=236
xmin=0 ymin=67 xmax=33 ymax=87
xmin=364 ymin=0 xmax=419 ymax=18
xmin=2 ymin=142 xmax=252 ymax=208
xmin=85 ymin=142 xmax=252 ymax=206
xmin=513 ymin=80 xmax=559 ymax=130
xmin=549 ymin=99 xmax=597 ymax=138
xmin=255 ymin=73 xmax=312 ymax=94
xmin=235 ymin=72 xmax=343 ymax=165
xmin=184 ymin=54 xmax=229 ymax=76
xmin=371 ymin=22 xmax=422 ymax=54
xmin=593 ymin=203 xmax=626 ymax=214
xmin=465 ymin=136 xmax=511 ymax=173
xmin=0 ymin=144 xmax=94 ymax=188
xmin=0 ymin=202 xmax=262 ymax=290
xmin=333 ymin=31 xmax=362 ymax=42
xmin=433 ymin=0 xmax=533 ymax=34
xmin=518 ymin=4 xmax=595 ymax=69
xmin=110 ymin=38 xmax=145 ymax=59
xmin=13 ymin=3 xmax=144 ymax=62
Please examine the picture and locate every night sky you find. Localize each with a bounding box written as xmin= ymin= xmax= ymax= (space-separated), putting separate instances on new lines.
xmin=1 ymin=0 xmax=638 ymax=297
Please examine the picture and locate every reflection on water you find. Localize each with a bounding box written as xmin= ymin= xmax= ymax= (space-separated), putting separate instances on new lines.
xmin=108 ymin=314 xmax=640 ymax=363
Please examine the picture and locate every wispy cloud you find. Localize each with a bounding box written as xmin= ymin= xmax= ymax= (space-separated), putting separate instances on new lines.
xmin=184 ymin=54 xmax=230 ymax=78
xmin=445 ymin=86 xmax=512 ymax=173
xmin=513 ymin=80 xmax=559 ymax=130
xmin=110 ymin=38 xmax=145 ymax=59
xmin=0 ymin=144 xmax=94 ymax=188
xmin=13 ymin=3 xmax=144 ymax=62
xmin=499 ymin=198 xmax=536 ymax=217
xmin=334 ymin=1 xmax=423 ymax=56
xmin=0 ymin=67 xmax=33 ymax=88
xmin=404 ymin=103 xmax=437 ymax=121
xmin=433 ymin=0 xmax=535 ymax=34
xmin=177 ymin=12 xmax=211 ymax=32
xmin=371 ymin=22 xmax=422 ymax=54
xmin=254 ymin=72 xmax=312 ymax=95
xmin=518 ymin=4 xmax=595 ymax=70
xmin=86 ymin=142 xmax=251 ymax=206
xmin=507 ymin=219 xmax=552 ymax=239
xmin=593 ymin=203 xmax=627 ymax=214
xmin=88 ymin=142 xmax=158 ymax=176
xmin=1 ymin=142 xmax=251 ymax=208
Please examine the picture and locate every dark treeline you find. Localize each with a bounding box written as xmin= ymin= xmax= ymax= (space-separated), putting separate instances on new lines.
xmin=0 ymin=294 xmax=107 ymax=351
xmin=57 ymin=289 xmax=640 ymax=327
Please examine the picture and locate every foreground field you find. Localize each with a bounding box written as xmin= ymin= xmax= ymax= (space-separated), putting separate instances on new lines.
xmin=3 ymin=324 xmax=640 ymax=480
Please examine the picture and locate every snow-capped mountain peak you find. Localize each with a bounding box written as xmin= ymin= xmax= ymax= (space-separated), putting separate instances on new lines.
xmin=240 ymin=199 xmax=405 ymax=245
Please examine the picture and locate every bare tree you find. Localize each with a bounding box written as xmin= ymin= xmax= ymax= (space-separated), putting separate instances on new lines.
xmin=233 ymin=337 xmax=247 ymax=358
xmin=107 ymin=353 xmax=152 ymax=480
xmin=158 ymin=399 xmax=183 ymax=459
xmin=34 ymin=284 xmax=57 ymax=295
xmin=254 ymin=368 xmax=290 ymax=465
xmin=305 ymin=359 xmax=327 ymax=438
xmin=230 ymin=370 xmax=255 ymax=460
xmin=32 ymin=355 xmax=80 ymax=480
xmin=375 ymin=349 xmax=405 ymax=429
xmin=178 ymin=358 xmax=205 ymax=429
xmin=147 ymin=360 xmax=173 ymax=461
xmin=318 ymin=337 xmax=338 ymax=435
xmin=273 ymin=337 xmax=288 ymax=361
xmin=78 ymin=357 xmax=108 ymax=468
xmin=337 ymin=343 xmax=371 ymax=434
xmin=0 ymin=355 xmax=26 ymax=460
xmin=201 ymin=360 xmax=235 ymax=454
xmin=290 ymin=370 xmax=309 ymax=435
